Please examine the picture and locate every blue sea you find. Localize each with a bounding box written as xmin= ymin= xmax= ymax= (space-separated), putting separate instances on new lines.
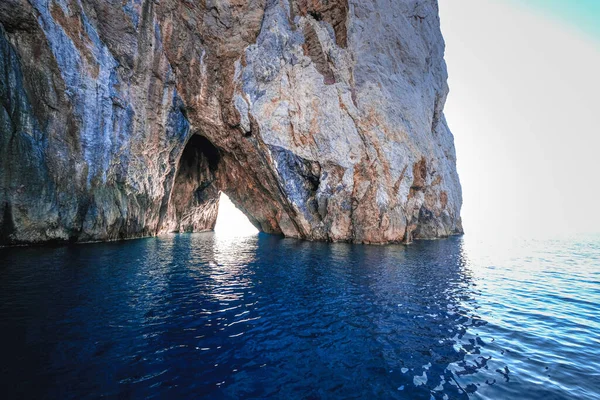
xmin=1 ymin=232 xmax=599 ymax=399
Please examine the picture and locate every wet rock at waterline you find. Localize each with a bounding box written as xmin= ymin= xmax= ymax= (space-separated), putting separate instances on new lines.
xmin=0 ymin=0 xmax=462 ymax=245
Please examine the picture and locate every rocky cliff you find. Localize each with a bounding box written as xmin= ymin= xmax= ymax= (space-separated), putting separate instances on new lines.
xmin=0 ymin=0 xmax=462 ymax=245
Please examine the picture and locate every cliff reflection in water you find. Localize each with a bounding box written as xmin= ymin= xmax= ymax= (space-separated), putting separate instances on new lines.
xmin=0 ymin=233 xmax=499 ymax=399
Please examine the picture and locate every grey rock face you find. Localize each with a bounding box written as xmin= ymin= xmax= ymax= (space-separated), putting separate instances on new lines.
xmin=0 ymin=0 xmax=462 ymax=245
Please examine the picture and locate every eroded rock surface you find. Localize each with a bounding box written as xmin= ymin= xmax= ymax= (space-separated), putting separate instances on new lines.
xmin=0 ymin=0 xmax=462 ymax=245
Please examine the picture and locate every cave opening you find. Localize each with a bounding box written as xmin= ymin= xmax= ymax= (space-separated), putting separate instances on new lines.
xmin=166 ymin=133 xmax=258 ymax=236
xmin=184 ymin=135 xmax=220 ymax=172
xmin=214 ymin=192 xmax=259 ymax=236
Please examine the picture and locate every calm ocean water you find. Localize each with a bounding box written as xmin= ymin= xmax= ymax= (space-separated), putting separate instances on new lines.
xmin=1 ymin=233 xmax=599 ymax=399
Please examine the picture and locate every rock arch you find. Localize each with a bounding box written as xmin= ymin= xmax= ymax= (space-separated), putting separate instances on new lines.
xmin=159 ymin=132 xmax=299 ymax=238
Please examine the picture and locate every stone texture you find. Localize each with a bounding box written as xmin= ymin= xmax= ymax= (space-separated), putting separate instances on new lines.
xmin=0 ymin=0 xmax=462 ymax=245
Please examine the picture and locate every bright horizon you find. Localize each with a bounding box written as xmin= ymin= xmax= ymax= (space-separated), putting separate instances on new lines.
xmin=440 ymin=0 xmax=600 ymax=239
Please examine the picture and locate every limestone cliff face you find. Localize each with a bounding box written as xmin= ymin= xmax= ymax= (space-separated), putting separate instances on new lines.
xmin=0 ymin=0 xmax=462 ymax=245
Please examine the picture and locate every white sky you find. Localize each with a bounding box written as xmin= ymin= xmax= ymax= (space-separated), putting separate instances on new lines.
xmin=439 ymin=0 xmax=600 ymax=238
xmin=214 ymin=193 xmax=259 ymax=235
xmin=217 ymin=1 xmax=600 ymax=239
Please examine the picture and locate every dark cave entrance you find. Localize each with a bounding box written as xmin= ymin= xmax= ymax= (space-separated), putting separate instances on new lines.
xmin=165 ymin=134 xmax=257 ymax=235
xmin=183 ymin=135 xmax=220 ymax=172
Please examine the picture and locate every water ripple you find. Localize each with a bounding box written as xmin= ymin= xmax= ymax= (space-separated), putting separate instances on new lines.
xmin=0 ymin=233 xmax=599 ymax=399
